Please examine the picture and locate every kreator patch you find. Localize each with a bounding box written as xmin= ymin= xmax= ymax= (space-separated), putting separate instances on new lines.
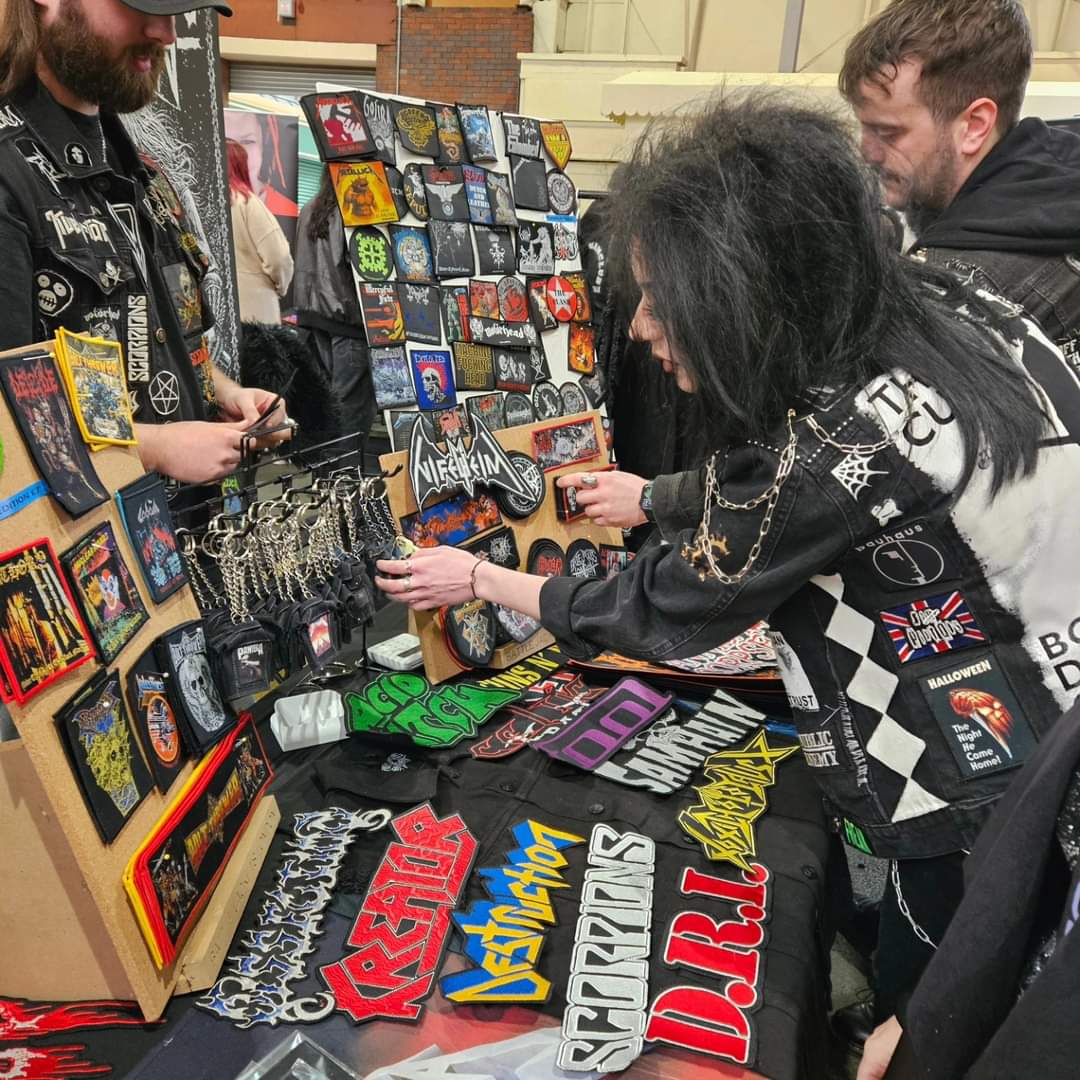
xmin=558 ymin=825 xmax=656 ymax=1072
xmin=879 ymin=590 xmax=987 ymax=664
xmin=196 ymin=807 xmax=391 ymax=1028
xmin=677 ymin=731 xmax=800 ymax=870
xmin=320 ymin=803 xmax=477 ymax=1022
xmin=536 ymin=677 xmax=674 ymax=771
xmin=441 ymin=820 xmax=585 ymax=1004
xmin=359 ymin=283 xmax=405 ymax=346
xmin=421 ymin=165 xmax=469 ymax=223
xmin=350 ymin=225 xmax=394 ymax=282
xmin=330 ymin=161 xmax=399 ymax=227
xmin=391 ymin=101 xmax=440 ymax=157
xmin=300 ymin=92 xmax=372 ymax=160
xmin=540 ymin=120 xmax=573 ymax=171
xmin=595 ymin=689 xmax=764 ymax=794
xmin=645 ymin=862 xmax=772 ymax=1068
xmin=399 ymin=491 xmax=502 ymax=548
xmin=917 ymin=650 xmax=1037 ymax=780
xmin=344 ymin=673 xmax=519 ymax=748
xmin=457 ymin=104 xmax=498 ymax=163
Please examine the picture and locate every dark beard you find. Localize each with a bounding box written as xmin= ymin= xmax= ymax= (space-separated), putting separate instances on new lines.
xmin=40 ymin=0 xmax=165 ymax=114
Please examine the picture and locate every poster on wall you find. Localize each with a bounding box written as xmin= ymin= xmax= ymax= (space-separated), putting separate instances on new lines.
xmin=225 ymin=109 xmax=300 ymax=308
xmin=123 ymin=11 xmax=241 ymax=375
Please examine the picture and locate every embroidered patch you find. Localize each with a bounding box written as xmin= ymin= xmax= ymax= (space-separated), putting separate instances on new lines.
xmin=502 ymin=390 xmax=535 ymax=427
xmin=532 ymin=416 xmax=600 ymax=471
xmin=54 ymin=329 xmax=135 ymax=445
xmin=400 ymin=491 xmax=503 ymax=548
xmin=527 ymin=538 xmax=566 ymax=579
xmin=18 ymin=139 xmax=67 ymax=198
xmin=156 ymin=621 xmax=232 ymax=752
xmin=529 ymin=342 xmax=552 ymax=383
xmin=453 ymin=342 xmax=495 ymax=391
xmin=768 ymin=629 xmax=820 ymax=711
xmin=831 ymin=451 xmax=887 ymax=501
xmin=441 ymin=284 xmax=472 ymax=342
xmin=474 ymin=224 xmax=516 ymax=275
xmin=441 ymin=821 xmax=585 ymax=1004
xmin=350 ymin=226 xmax=394 ymax=282
xmin=64 ymin=142 xmax=91 ymax=168
xmin=559 ymin=381 xmax=589 ymax=415
xmin=497 ymin=276 xmax=530 ymax=323
xmin=879 ymin=591 xmax=987 ymax=664
xmin=34 ymin=268 xmax=74 ymax=318
xmin=384 ymin=164 xmax=409 ymax=219
xmin=485 ymin=171 xmax=518 ymax=226
xmin=852 ymin=519 xmax=957 ymax=592
xmin=494 ymin=604 xmax=543 ymax=644
xmin=330 ymin=161 xmax=399 ymax=227
xmin=432 ymin=101 xmax=466 ymax=164
xmin=568 ymin=323 xmax=597 ymax=374
xmin=677 ymin=731 xmax=800 ymax=869
xmin=528 ymin=277 xmax=558 ymax=331
xmin=392 ymin=101 xmax=440 ymax=157
xmin=463 ymin=164 xmax=493 ymax=225
xmin=432 ymin=404 xmax=470 ymax=442
xmin=400 ymin=282 xmax=442 ymax=344
xmin=412 ymin=349 xmax=456 ymax=410
xmin=465 ymin=526 xmax=520 ymax=569
xmin=564 ymin=271 xmax=592 ymax=322
xmin=533 ymin=381 xmax=563 ymax=421
xmin=466 ymin=391 xmax=506 ymax=431
xmin=540 ymin=120 xmax=573 ymax=171
xmin=0 ymin=997 xmax=146 ymax=1039
xmin=494 ymin=451 xmax=545 ymax=518
xmin=510 ymin=155 xmax=549 ymax=212
xmin=494 ymin=347 xmax=534 ymax=392
xmin=558 ymin=826 xmax=655 ymax=1073
xmin=457 ymin=104 xmax=498 ymax=162
xmin=429 ymin=219 xmax=474 ymax=278
xmin=300 ymin=92 xmax=372 ymax=159
xmin=547 ymin=170 xmax=577 ymax=216
xmin=359 ymin=283 xmax=405 ymax=346
xmin=566 ymin=539 xmax=601 ymax=578
xmin=421 ymin=164 xmax=469 ymax=222
xmin=444 ymin=598 xmax=497 ymax=669
xmin=470 ymin=279 xmax=500 ymax=319
xmin=469 ymin=316 xmax=539 ymax=350
xmin=361 ymin=93 xmax=397 ymax=164
xmin=517 ymin=222 xmax=555 ymax=276
xmin=502 ymin=115 xmax=543 ymax=159
xmin=371 ymin=345 xmax=417 ymax=408
xmin=126 ymin=647 xmax=184 ymax=794
xmin=390 ymin=225 xmax=435 ymax=283
xmin=554 ymin=222 xmax=578 ymax=261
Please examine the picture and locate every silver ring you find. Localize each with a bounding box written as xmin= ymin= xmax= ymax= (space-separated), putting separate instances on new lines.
xmin=402 ymin=574 xmax=413 ymax=593
xmin=580 ymin=473 xmax=598 ymax=488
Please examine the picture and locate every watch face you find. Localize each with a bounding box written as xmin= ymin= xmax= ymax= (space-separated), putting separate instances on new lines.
xmin=641 ymin=482 xmax=655 ymax=513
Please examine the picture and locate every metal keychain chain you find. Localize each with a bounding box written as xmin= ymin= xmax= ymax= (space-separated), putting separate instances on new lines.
xmin=890 ymin=859 xmax=937 ymax=951
xmin=179 ymin=531 xmax=224 ymax=612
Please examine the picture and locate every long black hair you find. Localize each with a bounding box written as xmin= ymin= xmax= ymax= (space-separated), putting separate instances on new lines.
xmin=606 ymin=93 xmax=1047 ymax=495
xmin=306 ymin=167 xmax=340 ymax=243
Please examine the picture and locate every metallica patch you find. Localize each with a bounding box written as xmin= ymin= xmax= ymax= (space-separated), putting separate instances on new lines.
xmin=0 ymin=538 xmax=94 ymax=705
xmin=442 ymin=820 xmax=584 ymax=1004
xmin=115 ymin=473 xmax=186 ymax=603
xmin=485 ymin=171 xmax=518 ymax=226
xmin=917 ymin=650 xmax=1036 ymax=780
xmin=399 ymin=491 xmax=502 ymax=548
xmin=392 ymin=101 xmax=440 ymax=157
xmin=126 ymin=643 xmax=185 ymax=793
xmin=55 ymin=669 xmax=153 ymax=844
xmin=350 ymin=226 xmax=394 ymax=282
xmin=411 ymin=349 xmax=456 ymax=410
xmin=361 ymin=93 xmax=397 ymax=165
xmin=432 ymin=101 xmax=466 ymax=164
xmin=540 ymin=120 xmax=573 ymax=171
xmin=474 ymin=225 xmax=516 ymax=276
xmin=359 ymin=283 xmax=405 ymax=346
xmin=0 ymin=350 xmax=107 ymax=517
xmin=390 ymin=408 xmax=433 ymax=453
xmin=429 ymin=220 xmax=474 ymax=278
xmin=494 ymin=451 xmax=545 ymax=518
xmin=441 ymin=284 xmax=471 ymax=342
xmin=422 ymin=165 xmax=469 ymax=222
xmin=443 ymin=598 xmax=497 ymax=669
xmin=402 ymin=162 xmax=430 ymax=220
xmin=60 ymin=521 xmax=148 ymax=665
xmin=155 ymin=621 xmax=232 ymax=752
xmin=532 ymin=416 xmax=600 ymax=471
xmin=517 ymin=222 xmax=555 ymax=276
xmin=502 ymin=391 xmax=535 ymax=427
xmin=320 ymin=804 xmax=477 ymax=1022
xmin=400 ymin=283 xmax=443 ymax=345
xmin=372 ymin=345 xmax=417 ymax=409
xmin=300 ymin=92 xmax=372 ymax=160
xmin=510 ymin=155 xmax=549 ymax=212
xmin=879 ymin=591 xmax=987 ymax=664
xmin=330 ymin=161 xmax=399 ymax=227
xmin=344 ymin=674 xmax=518 ymax=747
xmin=453 ymin=342 xmax=495 ymax=392
xmin=390 ymin=225 xmax=435 ymax=283
xmin=566 ymin=539 xmax=601 ymax=578
xmin=457 ymin=103 xmax=498 ymax=163
xmin=463 ymin=164 xmax=493 ymax=225
xmin=466 ymin=391 xmax=506 ymax=432
xmin=568 ymin=323 xmax=597 ymax=374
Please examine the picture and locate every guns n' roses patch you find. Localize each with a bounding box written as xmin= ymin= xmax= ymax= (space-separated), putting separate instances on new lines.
xmin=56 ymin=669 xmax=153 ymax=844
xmin=330 ymin=161 xmax=399 ymax=227
xmin=127 ymin=641 xmax=185 ymax=794
xmin=60 ymin=521 xmax=148 ymax=665
xmin=0 ymin=350 xmax=107 ymax=517
xmin=54 ymin=328 xmax=135 ymax=446
xmin=115 ymin=472 xmax=188 ymax=603
xmin=0 ymin=538 xmax=94 ymax=705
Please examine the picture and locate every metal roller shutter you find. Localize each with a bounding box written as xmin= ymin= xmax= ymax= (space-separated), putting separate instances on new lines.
xmin=228 ymin=62 xmax=376 ymax=99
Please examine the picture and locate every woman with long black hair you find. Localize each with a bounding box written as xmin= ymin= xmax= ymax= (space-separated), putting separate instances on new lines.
xmin=376 ymin=95 xmax=1080 ymax=1034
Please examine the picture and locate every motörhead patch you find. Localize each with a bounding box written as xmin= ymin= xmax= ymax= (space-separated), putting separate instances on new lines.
xmin=485 ymin=171 xmax=518 ymax=226
xmin=917 ymin=650 xmax=1036 ymax=780
xmin=532 ymin=416 xmax=600 ymax=471
xmin=441 ymin=284 xmax=472 ymax=343
xmin=469 ymin=317 xmax=538 ymax=350
xmin=0 ymin=350 xmax=107 ymax=517
xmin=466 ymin=391 xmax=506 ymax=431
xmin=502 ymin=115 xmax=543 ymax=159
xmin=400 ymin=283 xmax=443 ymax=345
xmin=390 ymin=408 xmax=434 ymax=452
xmin=411 ymin=349 xmax=457 ymax=410
xmin=126 ymin=643 xmax=185 ymax=793
xmin=566 ymin=539 xmax=601 ymax=579
xmin=384 ymin=165 xmax=409 ymax=219
xmin=509 ymin=155 xmax=549 ymax=212
xmin=55 ymin=669 xmax=154 ymax=844
xmin=399 ymin=491 xmax=502 ymax=548
xmin=359 ymin=283 xmax=405 ymax=346
xmin=494 ymin=451 xmax=545 ymax=518
xmin=452 ymin=342 xmax=495 ymax=392
xmin=429 ymin=219 xmax=474 ymax=278
xmin=568 ymin=322 xmax=597 ymax=373
xmin=155 ymin=621 xmax=233 ymax=753
xmin=361 ymin=93 xmax=397 ymax=165
xmin=465 ymin=526 xmax=520 ymax=569
xmin=497 ymin=276 xmax=530 ymax=323
xmin=371 ymin=345 xmax=417 ymax=409
xmin=502 ymin=391 xmax=535 ymax=427
xmin=330 ymin=161 xmax=399 ymax=227
xmin=463 ymin=164 xmax=494 ymax=225
xmin=518 ymin=222 xmax=555 ymax=276
xmin=350 ymin=226 xmax=394 ymax=282
xmin=564 ymin=271 xmax=593 ymax=322
xmin=444 ymin=598 xmax=497 ymax=668
xmin=547 ymin=170 xmax=577 ymax=216
xmin=474 ymin=225 xmax=516 ymax=275
xmin=402 ymin=162 xmax=430 ymax=220
xmin=560 ymin=381 xmax=589 ymax=415
xmin=494 ymin=348 xmax=534 ymax=392
xmin=300 ymin=92 xmax=372 ymax=160
xmin=431 ymin=101 xmax=466 ymax=164
xmin=533 ymin=380 xmax=563 ymax=421
xmin=60 ymin=521 xmax=148 ymax=665
xmin=470 ymin=278 xmax=500 ymax=319
xmin=421 ymin=164 xmax=469 ymax=222
xmin=540 ymin=120 xmax=573 ymax=171
xmin=528 ymin=539 xmax=566 ymax=579
xmin=389 ymin=224 xmax=435 ymax=283
xmin=457 ymin=103 xmax=498 ymax=163
xmin=391 ymin=101 xmax=440 ymax=157
xmin=545 ymin=274 xmax=578 ymax=321
xmin=0 ymin=538 xmax=95 ymax=705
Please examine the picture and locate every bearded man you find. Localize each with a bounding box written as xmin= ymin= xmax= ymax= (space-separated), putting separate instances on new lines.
xmin=0 ymin=0 xmax=289 ymax=483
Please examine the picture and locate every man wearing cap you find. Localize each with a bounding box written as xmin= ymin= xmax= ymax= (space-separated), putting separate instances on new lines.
xmin=0 ymin=0 xmax=289 ymax=483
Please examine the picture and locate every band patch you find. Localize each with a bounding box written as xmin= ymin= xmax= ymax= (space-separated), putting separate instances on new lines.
xmin=532 ymin=417 xmax=600 ymax=472
xmin=853 ymin=519 xmax=957 ymax=592
xmin=879 ymin=590 xmax=987 ymax=664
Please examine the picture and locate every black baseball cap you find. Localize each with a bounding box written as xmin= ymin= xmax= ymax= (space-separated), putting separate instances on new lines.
xmin=122 ymin=1 xmax=234 ymax=15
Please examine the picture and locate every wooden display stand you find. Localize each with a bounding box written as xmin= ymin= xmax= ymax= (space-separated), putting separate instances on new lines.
xmin=0 ymin=342 xmax=277 ymax=1019
xmin=380 ymin=409 xmax=622 ymax=685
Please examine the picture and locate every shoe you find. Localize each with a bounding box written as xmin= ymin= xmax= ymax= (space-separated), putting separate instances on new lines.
xmin=831 ymin=1000 xmax=876 ymax=1050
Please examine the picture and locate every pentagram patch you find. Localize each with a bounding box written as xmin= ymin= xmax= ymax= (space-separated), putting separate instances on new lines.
xmin=149 ymin=370 xmax=180 ymax=416
xmin=350 ymin=226 xmax=394 ymax=282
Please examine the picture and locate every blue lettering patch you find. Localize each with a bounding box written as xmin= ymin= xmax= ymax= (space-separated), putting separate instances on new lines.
xmin=879 ymin=591 xmax=986 ymax=664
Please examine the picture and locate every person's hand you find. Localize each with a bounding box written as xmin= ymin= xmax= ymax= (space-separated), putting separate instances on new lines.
xmin=558 ymin=470 xmax=649 ymax=528
xmin=136 ymin=420 xmax=247 ymax=483
xmin=857 ymin=1016 xmax=903 ymax=1080
xmin=376 ymin=546 xmax=483 ymax=611
xmin=216 ymin=383 xmax=292 ymax=444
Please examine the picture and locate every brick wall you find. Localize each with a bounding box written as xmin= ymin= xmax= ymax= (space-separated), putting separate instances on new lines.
xmin=376 ymin=7 xmax=533 ymax=112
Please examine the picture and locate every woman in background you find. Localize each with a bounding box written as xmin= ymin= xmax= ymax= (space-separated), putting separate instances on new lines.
xmin=227 ymin=138 xmax=294 ymax=324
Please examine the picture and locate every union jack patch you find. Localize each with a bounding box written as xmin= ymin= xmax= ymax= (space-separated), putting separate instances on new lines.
xmin=879 ymin=591 xmax=986 ymax=664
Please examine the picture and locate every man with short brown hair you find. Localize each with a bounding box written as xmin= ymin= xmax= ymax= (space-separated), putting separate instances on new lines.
xmin=841 ymin=0 xmax=1080 ymax=366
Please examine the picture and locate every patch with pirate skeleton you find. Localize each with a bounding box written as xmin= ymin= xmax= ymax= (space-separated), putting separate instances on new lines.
xmin=408 ymin=411 xmax=532 ymax=508
xmin=196 ymin=807 xmax=391 ymax=1028
xmin=474 ymin=224 xmax=516 ymax=275
xmin=301 ymin=92 xmax=373 ymax=160
xmin=155 ymin=621 xmax=233 ymax=752
xmin=463 ymin=164 xmax=494 ymax=225
xmin=421 ymin=164 xmax=469 ymax=222
xmin=126 ymin=641 xmax=186 ymax=793
xmin=330 ymin=161 xmax=399 ymax=228
xmin=55 ymin=669 xmax=154 ymax=844
xmin=494 ymin=451 xmax=545 ymax=519
xmin=400 ymin=283 xmax=442 ymax=344
xmin=432 ymin=101 xmax=466 ymax=164
xmin=350 ymin=226 xmax=394 ymax=282
xmin=392 ymin=100 xmax=440 ymax=157
xmin=485 ymin=171 xmax=518 ymax=226
xmin=444 ymin=598 xmax=498 ymax=668
xmin=429 ymin=219 xmax=474 ymax=278
xmin=510 ymin=155 xmax=549 ymax=212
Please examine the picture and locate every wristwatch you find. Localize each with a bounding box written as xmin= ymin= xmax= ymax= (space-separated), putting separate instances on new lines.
xmin=639 ymin=481 xmax=656 ymax=524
